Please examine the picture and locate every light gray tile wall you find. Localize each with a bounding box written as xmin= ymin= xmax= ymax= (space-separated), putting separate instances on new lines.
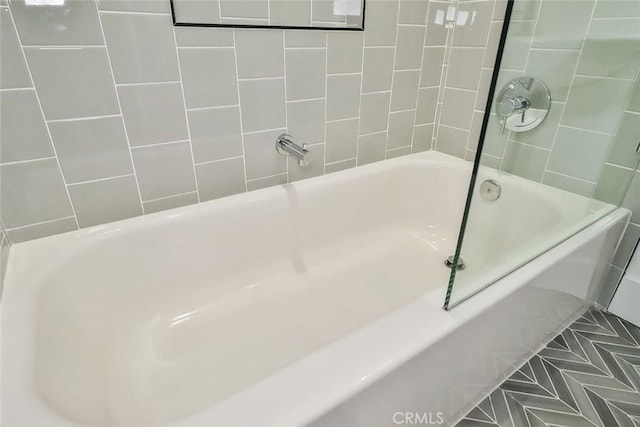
xmin=1 ymin=0 xmax=438 ymax=243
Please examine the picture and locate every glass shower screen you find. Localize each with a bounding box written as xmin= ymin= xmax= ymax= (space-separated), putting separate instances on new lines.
xmin=445 ymin=0 xmax=640 ymax=309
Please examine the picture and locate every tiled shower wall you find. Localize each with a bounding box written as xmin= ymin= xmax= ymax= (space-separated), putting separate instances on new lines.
xmin=0 ymin=0 xmax=450 ymax=243
xmin=431 ymin=0 xmax=640 ymax=306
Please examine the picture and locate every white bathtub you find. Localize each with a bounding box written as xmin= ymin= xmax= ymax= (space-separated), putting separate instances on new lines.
xmin=1 ymin=151 xmax=629 ymax=427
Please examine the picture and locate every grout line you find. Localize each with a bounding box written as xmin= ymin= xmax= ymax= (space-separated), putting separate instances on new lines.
xmin=246 ymin=172 xmax=287 ymax=183
xmin=176 ymin=46 xmax=234 ymax=49
xmin=282 ymin=30 xmax=291 ymax=182
xmin=236 ymin=76 xmax=284 ymax=82
xmin=130 ymin=139 xmax=190 ymax=150
xmin=46 ymin=114 xmax=122 ymax=123
xmin=326 ymin=116 xmax=359 ymax=124
xmin=383 ymin=0 xmax=402 ymax=159
xmin=186 ymin=104 xmax=240 ymax=112
xmin=0 ymin=86 xmax=34 ymax=92
xmin=1 ymin=156 xmax=57 ymax=166
xmin=7 ymin=4 xmax=81 ymax=229
xmin=323 ymin=31 xmax=329 ymax=169
xmin=326 ymin=71 xmax=363 ymax=77
xmin=354 ymin=29 xmax=366 ymax=167
xmin=98 ymin=10 xmax=170 ymax=16
xmin=242 ymin=126 xmax=286 ymax=136
xmin=115 ymin=80 xmax=181 ymax=87
xmin=22 ymin=45 xmax=105 ymax=49
xmin=170 ymin=19 xmax=202 ymax=206
xmin=543 ymin=170 xmax=598 ymax=185
xmin=286 ymin=96 xmax=325 ymax=104
xmin=233 ymin=30 xmax=250 ymax=192
xmin=6 ymin=215 xmax=77 ymax=232
xmin=67 ymin=173 xmax=136 ymax=186
xmin=142 ymin=190 xmax=198 ymax=204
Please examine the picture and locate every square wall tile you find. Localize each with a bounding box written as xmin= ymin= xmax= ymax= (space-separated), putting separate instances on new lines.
xmin=607 ymin=113 xmax=640 ymax=168
xmin=132 ymin=141 xmax=197 ymax=200
xmin=289 ymin=143 xmax=324 ymax=182
xmin=69 ymin=176 xmax=142 ymax=228
xmin=175 ymin=27 xmax=234 ymax=47
xmin=359 ymin=92 xmax=391 ymax=135
xmin=325 ymin=159 xmax=356 ymax=174
xmin=285 ymin=31 xmax=326 ymax=48
xmin=562 ymin=77 xmax=633 ymax=134
xmin=436 ymin=126 xmax=468 ymax=158
xmin=452 ymin=1 xmax=493 ymax=47
xmin=7 ymin=217 xmax=77 ymax=243
xmin=594 ymin=0 xmax=640 ymax=18
xmin=543 ymin=171 xmax=595 ymax=198
xmin=399 ymin=0 xmax=428 ymax=24
xmin=328 ymin=32 xmax=364 ymax=74
xmin=548 ymin=126 xmax=612 ymax=182
xmin=412 ymin=123 xmax=433 ymax=152
xmin=287 ymin=99 xmax=325 ymax=144
xmin=235 ymin=30 xmax=284 ymax=79
xmin=394 ymin=26 xmax=425 ymax=70
xmin=440 ymin=88 xmax=476 ymax=130
xmin=387 ymin=146 xmax=411 ymax=159
xmin=239 ymin=78 xmax=286 ymax=132
xmin=196 ymin=157 xmax=246 ymax=201
xmin=172 ymin=0 xmax=221 ymax=23
xmin=98 ymin=0 xmax=172 ymax=13
xmin=532 ymin=0 xmax=595 ymax=49
xmin=577 ymin=19 xmax=640 ymax=79
xmin=0 ymin=90 xmax=54 ymax=163
xmin=326 ymin=118 xmax=359 ymax=163
xmin=447 ymin=47 xmax=484 ymax=90
xmin=25 ymin=47 xmax=119 ymax=120
xmin=247 ymin=173 xmax=287 ymax=191
xmin=388 ymin=110 xmax=415 ymax=149
xmin=243 ymin=128 xmax=287 ymax=180
xmin=270 ymin=0 xmax=311 ymax=26
xmin=364 ymin=0 xmax=399 ymax=46
xmin=593 ymin=163 xmax=631 ymax=204
xmin=11 ymin=0 xmax=103 ymax=45
xmin=420 ymin=47 xmax=445 ymax=88
xmin=285 ymin=49 xmax=326 ymax=101
xmin=220 ymin=0 xmax=268 ymax=19
xmin=1 ymin=159 xmax=74 ymax=228
xmin=48 ymin=116 xmax=133 ymax=184
xmin=179 ymin=48 xmax=238 ymax=108
xmin=118 ymin=83 xmax=189 ymax=146
xmin=415 ymin=87 xmax=438 ymax=125
xmin=0 ymin=8 xmax=31 ymax=89
xmin=390 ymin=70 xmax=419 ymax=111
xmin=327 ymin=74 xmax=361 ymax=120
xmin=143 ymin=192 xmax=199 ymax=214
xmin=187 ymin=106 xmax=243 ymax=163
xmin=484 ymin=22 xmax=501 ymax=68
xmin=357 ymin=132 xmax=387 ymax=165
xmin=524 ymin=50 xmax=580 ymax=102
xmin=425 ymin=1 xmax=449 ymax=46
xmin=362 ymin=47 xmax=394 ymax=93
xmin=502 ymin=141 xmax=549 ymax=182
xmin=101 ymin=13 xmax=180 ymax=84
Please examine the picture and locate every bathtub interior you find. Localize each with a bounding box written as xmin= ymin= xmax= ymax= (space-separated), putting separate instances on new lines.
xmin=5 ymin=153 xmax=476 ymax=427
xmin=446 ymin=164 xmax=618 ymax=308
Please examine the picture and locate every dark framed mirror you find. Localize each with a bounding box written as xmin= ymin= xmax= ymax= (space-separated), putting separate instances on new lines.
xmin=170 ymin=0 xmax=366 ymax=30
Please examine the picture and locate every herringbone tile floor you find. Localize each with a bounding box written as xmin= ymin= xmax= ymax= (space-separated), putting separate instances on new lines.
xmin=457 ymin=307 xmax=640 ymax=427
